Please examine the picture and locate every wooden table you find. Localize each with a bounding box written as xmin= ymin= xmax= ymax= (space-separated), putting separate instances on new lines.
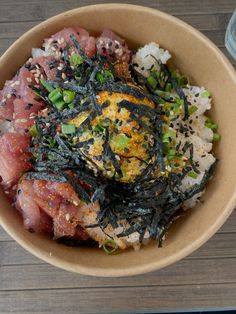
xmin=0 ymin=1 xmax=236 ymax=313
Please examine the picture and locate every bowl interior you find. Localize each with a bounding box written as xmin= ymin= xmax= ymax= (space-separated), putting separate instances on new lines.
xmin=0 ymin=4 xmax=236 ymax=276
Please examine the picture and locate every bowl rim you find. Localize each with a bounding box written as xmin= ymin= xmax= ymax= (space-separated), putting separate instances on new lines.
xmin=0 ymin=3 xmax=236 ymax=277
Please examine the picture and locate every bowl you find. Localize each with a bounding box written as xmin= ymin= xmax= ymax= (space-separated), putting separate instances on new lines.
xmin=0 ymin=4 xmax=236 ymax=277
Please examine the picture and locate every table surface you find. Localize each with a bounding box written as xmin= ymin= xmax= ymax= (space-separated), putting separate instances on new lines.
xmin=0 ymin=1 xmax=236 ymax=313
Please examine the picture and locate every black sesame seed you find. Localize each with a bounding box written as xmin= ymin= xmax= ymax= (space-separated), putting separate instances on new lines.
xmin=141 ymin=67 xmax=145 ymax=71
xmin=115 ymin=43 xmax=119 ymax=49
xmin=115 ymin=118 xmax=119 ymax=124
xmin=195 ymin=93 xmax=199 ymax=97
xmin=124 ymin=148 xmax=129 ymax=153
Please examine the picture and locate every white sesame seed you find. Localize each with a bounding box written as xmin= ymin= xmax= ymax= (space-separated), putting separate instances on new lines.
xmin=61 ymin=73 xmax=66 ymax=80
xmin=35 ymin=78 xmax=39 ymax=84
xmin=6 ymin=94 xmax=11 ymax=99
xmin=26 ymin=77 xmax=32 ymax=83
xmin=65 ymin=214 xmax=70 ymax=221
xmin=14 ymin=81 xmax=20 ymax=86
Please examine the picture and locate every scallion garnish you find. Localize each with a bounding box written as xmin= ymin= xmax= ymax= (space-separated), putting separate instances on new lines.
xmin=63 ymin=90 xmax=76 ymax=104
xmin=204 ymin=118 xmax=218 ymax=130
xmin=29 ymin=124 xmax=38 ymax=137
xmin=188 ymin=171 xmax=198 ymax=179
xmin=102 ymin=239 xmax=118 ymax=255
xmin=61 ymin=124 xmax=76 ymax=135
xmin=201 ymin=90 xmax=211 ymax=98
xmin=49 ymin=88 xmax=63 ymax=103
xmin=213 ymin=133 xmax=221 ymax=142
xmin=147 ymin=75 xmax=157 ymax=89
xmin=40 ymin=79 xmax=54 ymax=92
xmin=189 ymin=105 xmax=198 ymax=115
xmin=69 ymin=53 xmax=83 ymax=67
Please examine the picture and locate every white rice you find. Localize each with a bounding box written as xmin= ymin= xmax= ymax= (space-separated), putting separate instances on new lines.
xmin=132 ymin=42 xmax=171 ymax=77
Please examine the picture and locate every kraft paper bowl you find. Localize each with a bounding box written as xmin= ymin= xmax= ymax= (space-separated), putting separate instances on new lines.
xmin=0 ymin=4 xmax=236 ymax=277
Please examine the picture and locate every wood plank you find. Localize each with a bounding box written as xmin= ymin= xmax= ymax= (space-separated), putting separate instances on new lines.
xmin=0 ymin=13 xmax=231 ymax=41
xmin=1 ymin=231 xmax=236 ymax=266
xmin=0 ymin=283 xmax=236 ymax=314
xmin=0 ymin=0 xmax=235 ymax=22
xmin=1 ymin=258 xmax=236 ymax=291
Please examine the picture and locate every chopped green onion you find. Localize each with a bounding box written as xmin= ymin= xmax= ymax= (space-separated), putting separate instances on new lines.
xmin=29 ymin=124 xmax=38 ymax=137
xmin=204 ymin=118 xmax=218 ymax=130
xmin=188 ymin=171 xmax=198 ymax=179
xmin=165 ymin=83 xmax=172 ymax=92
xmin=213 ymin=132 xmax=221 ymax=142
xmin=68 ymin=102 xmax=74 ymax=109
xmin=189 ymin=105 xmax=198 ymax=115
xmin=201 ymin=90 xmax=211 ymax=98
xmin=96 ymin=72 xmax=106 ymax=83
xmin=40 ymin=79 xmax=54 ymax=92
xmin=96 ymin=70 xmax=114 ymax=83
xmin=55 ymin=100 xmax=66 ymax=111
xmin=103 ymin=239 xmax=118 ymax=255
xmin=178 ymin=75 xmax=188 ymax=87
xmin=61 ymin=124 xmax=76 ymax=135
xmin=63 ymin=90 xmax=76 ymax=103
xmin=49 ymin=88 xmax=63 ymax=103
xmin=69 ymin=53 xmax=83 ymax=67
xmin=112 ymin=134 xmax=130 ymax=150
xmin=45 ymin=137 xmax=56 ymax=148
xmin=147 ymin=75 xmax=157 ymax=89
xmin=162 ymin=129 xmax=176 ymax=143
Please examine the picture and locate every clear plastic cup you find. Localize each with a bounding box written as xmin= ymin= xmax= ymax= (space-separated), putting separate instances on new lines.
xmin=225 ymin=9 xmax=236 ymax=61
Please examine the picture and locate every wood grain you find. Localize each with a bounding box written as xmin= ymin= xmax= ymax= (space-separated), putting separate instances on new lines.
xmin=0 ymin=284 xmax=236 ymax=314
xmin=0 ymin=1 xmax=236 ymax=313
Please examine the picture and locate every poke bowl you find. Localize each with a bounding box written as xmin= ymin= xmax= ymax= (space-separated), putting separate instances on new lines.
xmin=0 ymin=4 xmax=236 ymax=277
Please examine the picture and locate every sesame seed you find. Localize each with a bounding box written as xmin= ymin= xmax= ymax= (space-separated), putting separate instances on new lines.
xmin=26 ymin=77 xmax=32 ymax=83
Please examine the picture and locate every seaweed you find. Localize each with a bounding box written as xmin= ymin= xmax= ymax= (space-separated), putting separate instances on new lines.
xmin=26 ymin=172 xmax=67 ymax=182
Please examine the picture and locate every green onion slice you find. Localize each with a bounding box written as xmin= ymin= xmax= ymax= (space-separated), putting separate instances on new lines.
xmin=103 ymin=239 xmax=119 ymax=255
xmin=61 ymin=124 xmax=76 ymax=135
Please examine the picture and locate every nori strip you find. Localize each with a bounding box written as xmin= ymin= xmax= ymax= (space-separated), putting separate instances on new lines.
xmin=62 ymin=172 xmax=91 ymax=204
xmin=26 ymin=172 xmax=67 ymax=182
xmin=70 ymin=34 xmax=93 ymax=66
